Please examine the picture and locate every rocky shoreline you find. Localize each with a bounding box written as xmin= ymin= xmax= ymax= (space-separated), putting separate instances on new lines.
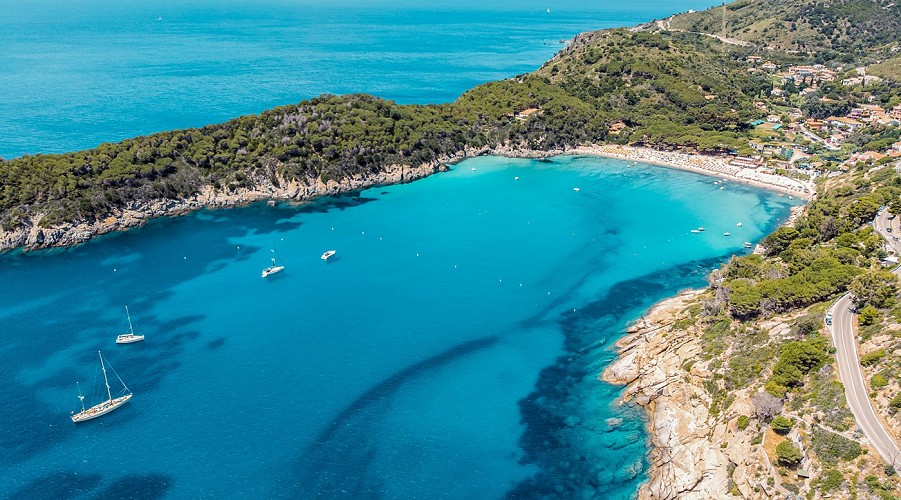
xmin=602 ymin=290 xmax=734 ymax=499
xmin=0 ymin=144 xmax=568 ymax=253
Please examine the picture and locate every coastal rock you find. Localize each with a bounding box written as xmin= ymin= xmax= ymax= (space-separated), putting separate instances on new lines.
xmin=602 ymin=289 xmax=736 ymax=499
xmin=0 ymin=150 xmax=465 ymax=253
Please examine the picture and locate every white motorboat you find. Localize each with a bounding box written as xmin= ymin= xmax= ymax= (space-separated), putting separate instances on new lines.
xmin=321 ymin=250 xmax=336 ymax=261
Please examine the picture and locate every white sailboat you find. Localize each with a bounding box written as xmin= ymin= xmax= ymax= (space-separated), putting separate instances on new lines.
xmin=262 ymin=249 xmax=285 ymax=278
xmin=70 ymin=351 xmax=133 ymax=423
xmin=116 ymin=306 xmax=144 ymax=344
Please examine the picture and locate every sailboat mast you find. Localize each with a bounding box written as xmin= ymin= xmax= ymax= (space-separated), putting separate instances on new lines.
xmin=99 ymin=351 xmax=113 ymax=402
xmin=76 ymin=381 xmax=85 ymax=412
xmin=125 ymin=306 xmax=134 ymax=335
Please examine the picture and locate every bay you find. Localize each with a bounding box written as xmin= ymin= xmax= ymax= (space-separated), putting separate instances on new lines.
xmin=0 ymin=155 xmax=799 ymax=498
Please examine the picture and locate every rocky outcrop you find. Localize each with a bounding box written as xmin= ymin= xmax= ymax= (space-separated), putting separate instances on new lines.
xmin=603 ymin=290 xmax=735 ymax=499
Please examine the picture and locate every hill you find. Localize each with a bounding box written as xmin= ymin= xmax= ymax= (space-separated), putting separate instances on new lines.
xmin=666 ymin=0 xmax=901 ymax=59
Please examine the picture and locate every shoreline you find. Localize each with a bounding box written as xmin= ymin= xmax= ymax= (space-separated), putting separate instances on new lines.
xmin=602 ymin=289 xmax=734 ymax=499
xmin=572 ymin=144 xmax=814 ymax=200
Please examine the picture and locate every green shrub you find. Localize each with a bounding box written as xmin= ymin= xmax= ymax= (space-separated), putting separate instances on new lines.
xmin=776 ymin=441 xmax=803 ymax=466
xmin=890 ymin=393 xmax=901 ymax=413
xmin=811 ymin=427 xmax=862 ymax=463
xmin=768 ymin=337 xmax=830 ymax=391
xmin=860 ymin=348 xmax=886 ymax=366
xmin=818 ymin=468 xmax=843 ymax=492
xmin=859 ymin=305 xmax=880 ymax=326
xmin=737 ymin=415 xmax=750 ymax=431
xmin=871 ymin=374 xmax=888 ymax=388
xmin=771 ymin=415 xmax=795 ymax=435
xmin=765 ymin=380 xmax=789 ymax=398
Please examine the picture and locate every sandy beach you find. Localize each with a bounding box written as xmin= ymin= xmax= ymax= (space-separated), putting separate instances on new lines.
xmin=573 ymin=144 xmax=814 ymax=200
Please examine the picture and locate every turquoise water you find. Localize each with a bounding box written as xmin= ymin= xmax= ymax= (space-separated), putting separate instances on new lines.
xmin=0 ymin=155 xmax=799 ymax=498
xmin=0 ymin=0 xmax=718 ymax=159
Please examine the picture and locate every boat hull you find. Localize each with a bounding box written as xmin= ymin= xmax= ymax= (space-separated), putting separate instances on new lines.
xmin=261 ymin=266 xmax=285 ymax=278
xmin=321 ymin=250 xmax=336 ymax=260
xmin=71 ymin=394 xmax=132 ymax=423
xmin=116 ymin=334 xmax=144 ymax=344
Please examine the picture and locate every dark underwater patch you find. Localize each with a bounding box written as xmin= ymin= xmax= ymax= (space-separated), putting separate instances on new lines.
xmin=508 ymin=253 xmax=734 ymax=498
xmin=9 ymin=471 xmax=102 ymax=500
xmin=289 ymin=336 xmax=500 ymax=497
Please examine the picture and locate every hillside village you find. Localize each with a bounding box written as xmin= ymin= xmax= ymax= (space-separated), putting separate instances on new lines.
xmin=727 ymin=57 xmax=901 ymax=185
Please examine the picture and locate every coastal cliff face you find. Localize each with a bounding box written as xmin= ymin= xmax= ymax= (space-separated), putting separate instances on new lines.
xmin=603 ymin=290 xmax=735 ymax=499
xmin=603 ymin=291 xmax=806 ymax=500
xmin=0 ymin=159 xmax=440 ymax=252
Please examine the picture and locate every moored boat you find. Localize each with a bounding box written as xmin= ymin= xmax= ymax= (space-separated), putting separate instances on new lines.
xmin=116 ymin=306 xmax=144 ymax=344
xmin=262 ymin=249 xmax=285 ymax=278
xmin=71 ymin=352 xmax=132 ymax=423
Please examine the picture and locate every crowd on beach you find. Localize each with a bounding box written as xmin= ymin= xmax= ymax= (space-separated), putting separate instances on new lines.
xmin=576 ymin=144 xmax=812 ymax=198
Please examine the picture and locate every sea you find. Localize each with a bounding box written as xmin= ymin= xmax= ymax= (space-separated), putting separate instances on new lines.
xmin=0 ymin=1 xmax=799 ymax=499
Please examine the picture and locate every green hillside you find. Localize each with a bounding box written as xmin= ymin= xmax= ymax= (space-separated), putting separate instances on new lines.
xmin=667 ymin=0 xmax=901 ymax=58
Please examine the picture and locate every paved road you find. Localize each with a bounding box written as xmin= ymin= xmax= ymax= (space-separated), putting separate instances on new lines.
xmin=828 ymin=209 xmax=901 ymax=469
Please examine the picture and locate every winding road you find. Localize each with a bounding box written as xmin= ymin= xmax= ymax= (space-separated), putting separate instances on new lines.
xmin=828 ymin=209 xmax=901 ymax=469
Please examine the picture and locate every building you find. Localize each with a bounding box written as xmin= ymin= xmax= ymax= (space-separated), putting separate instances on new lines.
xmin=826 ymin=116 xmax=863 ymax=131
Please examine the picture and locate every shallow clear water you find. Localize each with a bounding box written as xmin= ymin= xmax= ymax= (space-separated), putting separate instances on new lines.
xmin=0 ymin=0 xmax=718 ymax=159
xmin=0 ymin=155 xmax=799 ymax=498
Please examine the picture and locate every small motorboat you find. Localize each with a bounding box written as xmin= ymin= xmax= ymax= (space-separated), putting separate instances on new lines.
xmin=723 ymin=232 xmax=731 ymax=236
xmin=744 ymin=242 xmax=753 ymax=248
xmin=321 ymin=250 xmax=336 ymax=261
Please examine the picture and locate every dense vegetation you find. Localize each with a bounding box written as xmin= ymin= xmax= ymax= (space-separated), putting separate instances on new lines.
xmin=715 ymin=170 xmax=901 ymax=321
xmin=0 ymin=28 xmax=765 ymax=231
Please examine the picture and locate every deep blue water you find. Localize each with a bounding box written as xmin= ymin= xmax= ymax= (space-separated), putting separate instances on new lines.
xmin=0 ymin=155 xmax=799 ymax=498
xmin=0 ymin=0 xmax=718 ymax=159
